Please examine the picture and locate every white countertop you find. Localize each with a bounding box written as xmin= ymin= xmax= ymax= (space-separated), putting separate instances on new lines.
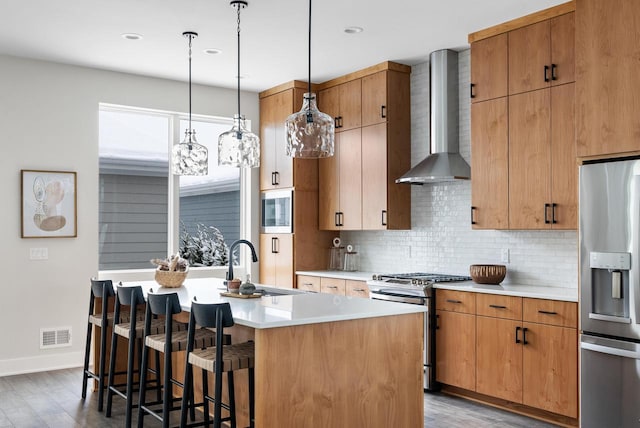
xmin=120 ymin=277 xmax=425 ymax=329
xmin=434 ymin=281 xmax=578 ymax=302
xmin=296 ymin=270 xmax=375 ymax=281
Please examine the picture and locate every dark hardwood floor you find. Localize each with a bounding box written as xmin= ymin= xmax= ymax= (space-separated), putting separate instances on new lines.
xmin=0 ymin=368 xmax=556 ymax=427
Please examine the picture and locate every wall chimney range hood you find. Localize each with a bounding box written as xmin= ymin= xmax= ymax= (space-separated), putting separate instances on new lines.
xmin=396 ymin=49 xmax=470 ymax=184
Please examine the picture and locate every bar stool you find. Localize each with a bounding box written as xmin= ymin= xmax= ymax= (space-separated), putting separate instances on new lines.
xmin=106 ymin=285 xmax=177 ymax=427
xmin=82 ymin=278 xmax=134 ymax=411
xmin=137 ymin=291 xmax=220 ymax=428
xmin=180 ymin=301 xmax=255 ymax=428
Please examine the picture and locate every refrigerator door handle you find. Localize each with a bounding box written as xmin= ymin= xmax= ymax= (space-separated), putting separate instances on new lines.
xmin=581 ymin=341 xmax=640 ymax=360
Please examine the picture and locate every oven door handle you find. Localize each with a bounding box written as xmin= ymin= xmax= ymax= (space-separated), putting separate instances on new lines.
xmin=370 ymin=292 xmax=425 ymax=305
xmin=581 ymin=341 xmax=640 ymax=360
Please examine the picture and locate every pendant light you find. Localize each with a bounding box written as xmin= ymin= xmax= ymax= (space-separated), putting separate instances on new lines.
xmin=218 ymin=0 xmax=260 ymax=168
xmin=285 ymin=0 xmax=335 ymax=158
xmin=172 ymin=31 xmax=209 ymax=176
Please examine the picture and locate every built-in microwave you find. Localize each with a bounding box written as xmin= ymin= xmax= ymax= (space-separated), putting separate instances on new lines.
xmin=260 ymin=189 xmax=293 ymax=233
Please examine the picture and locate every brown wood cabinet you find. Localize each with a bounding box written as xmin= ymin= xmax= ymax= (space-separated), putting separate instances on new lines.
xmin=508 ymin=12 xmax=575 ymax=95
xmin=470 ymin=33 xmax=508 ymax=103
xmin=470 ymin=97 xmax=509 ymax=229
xmin=319 ymin=79 xmax=361 ymax=132
xmin=295 ymin=275 xmax=368 ymax=298
xmin=319 ymin=64 xmax=411 ymax=231
xmin=576 ymin=0 xmax=640 ymax=158
xmin=296 ymin=275 xmax=320 ymax=293
xmin=345 ymin=280 xmax=369 ymax=298
xmin=259 ymin=234 xmax=293 ymax=288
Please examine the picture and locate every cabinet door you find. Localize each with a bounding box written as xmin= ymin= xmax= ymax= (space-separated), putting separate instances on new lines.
xmin=339 ymin=128 xmax=362 ymax=230
xmin=259 ymin=90 xmax=293 ymax=190
xmin=509 ymin=20 xmax=551 ymax=95
xmin=435 ymin=310 xmax=476 ymax=390
xmin=320 ymin=277 xmax=346 ymax=295
xmin=259 ymin=234 xmax=277 ymax=285
xmin=471 ymin=98 xmax=509 ymax=229
xmin=509 ymin=89 xmax=551 ymax=229
xmin=361 ymin=71 xmax=387 ymax=126
xmin=576 ymin=0 xmax=640 ymax=157
xmin=297 ymin=275 xmax=320 ymax=293
xmin=339 ymin=79 xmax=362 ymax=131
xmin=274 ymin=234 xmax=293 ymax=288
xmin=345 ymin=280 xmax=369 ymax=298
xmin=318 ymin=135 xmax=340 ymax=231
xmin=361 ymin=123 xmax=387 ymax=230
xmin=550 ymin=12 xmax=575 ymax=86
xmin=476 ymin=316 xmax=523 ymax=403
xmin=550 ymin=83 xmax=577 ymax=229
xmin=522 ymin=323 xmax=578 ymax=418
xmin=470 ymin=33 xmax=508 ymax=103
xmin=319 ymin=85 xmax=340 ymax=130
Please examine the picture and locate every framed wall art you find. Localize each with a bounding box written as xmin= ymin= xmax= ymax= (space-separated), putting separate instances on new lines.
xmin=21 ymin=170 xmax=77 ymax=238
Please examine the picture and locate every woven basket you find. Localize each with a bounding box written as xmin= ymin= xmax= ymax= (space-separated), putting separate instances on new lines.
xmin=470 ymin=264 xmax=506 ymax=285
xmin=155 ymin=269 xmax=188 ymax=288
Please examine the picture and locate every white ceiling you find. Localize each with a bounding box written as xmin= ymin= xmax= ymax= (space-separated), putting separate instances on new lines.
xmin=0 ymin=0 xmax=567 ymax=93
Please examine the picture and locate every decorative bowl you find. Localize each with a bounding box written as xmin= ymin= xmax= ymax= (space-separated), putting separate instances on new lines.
xmin=470 ymin=264 xmax=506 ymax=285
xmin=155 ymin=269 xmax=188 ymax=288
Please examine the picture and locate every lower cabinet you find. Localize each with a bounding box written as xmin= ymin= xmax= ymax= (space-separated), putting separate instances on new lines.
xmin=295 ymin=274 xmax=369 ymax=298
xmin=259 ymin=234 xmax=293 ymax=288
xmin=320 ymin=277 xmax=346 ymax=295
xmin=296 ymin=275 xmax=320 ymax=293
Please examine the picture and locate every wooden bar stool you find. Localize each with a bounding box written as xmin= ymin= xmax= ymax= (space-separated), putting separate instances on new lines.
xmin=82 ymin=278 xmax=134 ymax=412
xmin=180 ymin=301 xmax=255 ymax=428
xmin=137 ymin=291 xmax=220 ymax=428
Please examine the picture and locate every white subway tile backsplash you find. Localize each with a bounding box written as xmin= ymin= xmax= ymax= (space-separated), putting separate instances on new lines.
xmin=341 ymin=49 xmax=578 ymax=288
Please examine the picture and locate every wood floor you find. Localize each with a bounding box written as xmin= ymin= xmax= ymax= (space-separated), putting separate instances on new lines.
xmin=0 ymin=368 xmax=557 ymax=427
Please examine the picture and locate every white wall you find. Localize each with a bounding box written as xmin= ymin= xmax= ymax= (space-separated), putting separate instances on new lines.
xmin=342 ymin=50 xmax=578 ymax=288
xmin=0 ymin=54 xmax=259 ymax=375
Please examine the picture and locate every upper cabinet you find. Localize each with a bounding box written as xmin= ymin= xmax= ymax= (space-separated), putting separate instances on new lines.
xmin=508 ymin=12 xmax=575 ymax=95
xmin=259 ymin=83 xmax=318 ymax=191
xmin=576 ymin=0 xmax=640 ymax=158
xmin=469 ymin=3 xmax=576 ymax=230
xmin=318 ymin=63 xmax=411 ymax=231
xmin=319 ymin=80 xmax=361 ymax=133
xmin=470 ymin=33 xmax=508 ymax=103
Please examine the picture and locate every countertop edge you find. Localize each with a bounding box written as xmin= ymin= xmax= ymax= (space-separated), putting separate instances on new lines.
xmin=433 ymin=282 xmax=578 ymax=302
xmin=296 ymin=270 xmax=375 ymax=281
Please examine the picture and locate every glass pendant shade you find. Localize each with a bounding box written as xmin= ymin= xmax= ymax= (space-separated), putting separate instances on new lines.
xmin=172 ymin=130 xmax=208 ymax=175
xmin=218 ymin=115 xmax=260 ymax=168
xmin=286 ymin=92 xmax=335 ymax=158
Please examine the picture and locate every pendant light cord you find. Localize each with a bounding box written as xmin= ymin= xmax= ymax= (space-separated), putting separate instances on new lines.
xmin=236 ymin=3 xmax=242 ymax=120
xmin=308 ymin=0 xmax=312 ymax=100
xmin=188 ymin=34 xmax=193 ymax=137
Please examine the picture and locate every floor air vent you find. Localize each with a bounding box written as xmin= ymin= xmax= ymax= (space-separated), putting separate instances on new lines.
xmin=40 ymin=327 xmax=72 ymax=349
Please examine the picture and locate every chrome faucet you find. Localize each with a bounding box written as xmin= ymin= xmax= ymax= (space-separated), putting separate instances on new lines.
xmin=227 ymin=239 xmax=258 ymax=280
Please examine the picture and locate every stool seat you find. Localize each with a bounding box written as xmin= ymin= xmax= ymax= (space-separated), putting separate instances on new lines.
xmin=189 ymin=341 xmax=255 ymax=372
xmin=89 ymin=311 xmax=143 ymax=328
xmin=144 ymin=328 xmax=216 ymax=353
xmin=114 ymin=319 xmax=186 ymax=338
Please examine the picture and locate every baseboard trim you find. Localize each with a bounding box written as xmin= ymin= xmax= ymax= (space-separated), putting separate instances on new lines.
xmin=0 ymin=351 xmax=84 ymax=377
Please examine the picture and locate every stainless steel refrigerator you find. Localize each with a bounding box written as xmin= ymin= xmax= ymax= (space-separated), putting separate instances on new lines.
xmin=580 ymin=158 xmax=640 ymax=427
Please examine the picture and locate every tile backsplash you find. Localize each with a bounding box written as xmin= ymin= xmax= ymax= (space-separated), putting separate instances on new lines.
xmin=341 ymin=50 xmax=578 ymax=288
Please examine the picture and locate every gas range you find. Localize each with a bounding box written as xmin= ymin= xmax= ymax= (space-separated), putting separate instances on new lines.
xmin=369 ymin=272 xmax=472 ymax=287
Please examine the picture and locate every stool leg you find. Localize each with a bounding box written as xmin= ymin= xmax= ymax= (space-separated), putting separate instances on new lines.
xmin=214 ymin=366 xmax=223 ymax=428
xmin=202 ymin=370 xmax=210 ymax=427
xmin=162 ymin=349 xmax=171 ymax=428
xmin=227 ymin=371 xmax=236 ymax=428
xmin=137 ymin=342 xmax=150 ymax=428
xmin=98 ymin=323 xmax=108 ymax=412
xmin=82 ymin=321 xmax=92 ymax=399
xmin=105 ymin=327 xmax=119 ymax=417
xmin=155 ymin=350 xmax=162 ymax=402
xmin=179 ymin=354 xmax=193 ymax=428
xmin=248 ymin=367 xmax=255 ymax=428
xmin=123 ymin=332 xmax=137 ymax=428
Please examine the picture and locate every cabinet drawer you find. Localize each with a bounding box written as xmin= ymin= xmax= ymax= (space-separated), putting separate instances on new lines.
xmin=436 ymin=290 xmax=476 ymax=314
xmin=297 ymin=275 xmax=320 ymax=293
xmin=320 ymin=277 xmax=346 ymax=295
xmin=476 ymin=294 xmax=522 ymax=320
xmin=345 ymin=280 xmax=369 ymax=298
xmin=523 ymin=298 xmax=577 ymax=328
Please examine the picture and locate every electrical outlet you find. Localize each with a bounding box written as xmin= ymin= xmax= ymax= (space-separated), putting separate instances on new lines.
xmin=30 ymin=247 xmax=48 ymax=260
xmin=501 ymin=248 xmax=510 ymax=264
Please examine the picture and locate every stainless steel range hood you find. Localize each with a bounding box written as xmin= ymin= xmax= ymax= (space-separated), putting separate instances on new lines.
xmin=396 ymin=49 xmax=470 ymax=184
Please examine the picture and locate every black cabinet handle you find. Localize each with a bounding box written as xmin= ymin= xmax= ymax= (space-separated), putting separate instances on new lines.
xmin=544 ymin=65 xmax=550 ymax=82
xmin=522 ymin=327 xmax=529 ymax=345
xmin=515 ymin=326 xmax=521 ymax=344
xmin=381 ymin=210 xmax=387 ymax=226
xmin=471 ymin=206 xmax=477 ymax=225
xmin=470 ymin=83 xmax=476 ymax=99
xmin=336 ymin=116 xmax=343 ymax=128
xmin=551 ymin=203 xmax=557 ymax=224
xmin=551 ymin=63 xmax=557 ymax=81
xmin=334 ymin=212 xmax=340 ymax=227
xmin=436 ymin=314 xmax=440 ymax=330
xmin=334 ymin=117 xmax=339 ymax=128
xmin=446 ymin=299 xmax=462 ymax=304
xmin=271 ymin=171 xmax=276 ymax=186
xmin=381 ymin=105 xmax=386 ymax=118
xmin=271 ymin=237 xmax=278 ymax=253
xmin=489 ymin=304 xmax=507 ymax=309
xmin=538 ymin=310 xmax=558 ymax=315
xmin=544 ymin=203 xmax=551 ymax=224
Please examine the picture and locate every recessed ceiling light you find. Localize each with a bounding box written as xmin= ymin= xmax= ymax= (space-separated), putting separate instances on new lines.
xmin=121 ymin=33 xmax=143 ymax=41
xmin=204 ymin=48 xmax=222 ymax=55
xmin=344 ymin=26 xmax=364 ymax=34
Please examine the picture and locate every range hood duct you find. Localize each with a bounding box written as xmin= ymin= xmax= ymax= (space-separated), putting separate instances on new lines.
xmin=396 ymin=49 xmax=470 ymax=184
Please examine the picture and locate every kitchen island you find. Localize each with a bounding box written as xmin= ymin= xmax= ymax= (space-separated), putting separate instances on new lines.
xmin=116 ymin=277 xmax=425 ymax=427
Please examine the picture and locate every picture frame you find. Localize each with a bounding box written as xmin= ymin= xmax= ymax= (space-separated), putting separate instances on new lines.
xmin=21 ymin=170 xmax=77 ymax=238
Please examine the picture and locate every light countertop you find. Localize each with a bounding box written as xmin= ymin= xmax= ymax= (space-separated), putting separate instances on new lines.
xmin=296 ymin=270 xmax=375 ymax=281
xmin=120 ymin=277 xmax=425 ymax=329
xmin=434 ymin=281 xmax=578 ymax=302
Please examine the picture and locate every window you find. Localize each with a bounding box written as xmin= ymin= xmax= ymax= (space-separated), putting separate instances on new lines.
xmin=98 ymin=105 xmax=244 ymax=272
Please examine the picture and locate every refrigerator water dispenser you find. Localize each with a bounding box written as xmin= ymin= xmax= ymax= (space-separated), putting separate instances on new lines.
xmin=589 ymin=252 xmax=631 ymax=322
